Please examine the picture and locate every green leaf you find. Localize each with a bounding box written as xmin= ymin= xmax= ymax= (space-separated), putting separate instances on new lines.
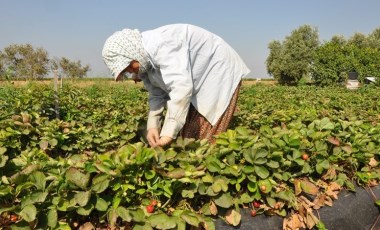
xmin=267 ymin=160 xmax=279 ymax=168
xmin=47 ymin=209 xmax=58 ymax=228
xmin=10 ymin=221 xmax=31 ymax=230
xmin=29 ymin=171 xmax=46 ymax=191
xmin=206 ymin=158 xmax=224 ymax=172
xmin=254 ymin=158 xmax=267 ymax=165
xmin=375 ymin=200 xmax=380 ymax=207
xmin=65 ymin=167 xmax=90 ymax=190
xmin=254 ymin=165 xmax=270 ymax=179
xmin=19 ymin=204 xmax=37 ymax=222
xmin=95 ymin=197 xmax=109 ymax=211
xmin=77 ymin=203 xmax=94 ymax=216
xmin=319 ymin=118 xmax=334 ymax=130
xmin=48 ymin=138 xmax=58 ymax=147
xmin=145 ymin=170 xmax=156 ymax=180
xmin=203 ymin=217 xmax=216 ymax=230
xmin=132 ymin=223 xmax=154 ymax=230
xmin=0 ymin=147 xmax=6 ymax=155
xmin=255 ymin=148 xmax=269 ymax=159
xmin=0 ymin=155 xmax=9 ymax=168
xmin=181 ymin=211 xmax=200 ymax=227
xmin=116 ymin=206 xmax=132 ymax=222
xmin=0 ymin=205 xmax=15 ymax=216
xmin=130 ymin=209 xmax=145 ymax=223
xmin=247 ymin=181 xmax=257 ymax=193
xmin=243 ymin=149 xmax=255 ymax=164
xmin=148 ymin=213 xmax=177 ymax=229
xmin=91 ymin=174 xmax=110 ymax=193
xmin=202 ymin=173 xmax=214 ymax=183
xmin=211 ymin=177 xmax=229 ymax=193
xmin=239 ymin=192 xmax=254 ymax=204
xmin=74 ymin=191 xmax=91 ymax=207
xmin=214 ymin=193 xmax=234 ymax=208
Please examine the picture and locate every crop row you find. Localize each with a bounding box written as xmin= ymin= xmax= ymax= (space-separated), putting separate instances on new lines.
xmin=0 ymin=82 xmax=380 ymax=229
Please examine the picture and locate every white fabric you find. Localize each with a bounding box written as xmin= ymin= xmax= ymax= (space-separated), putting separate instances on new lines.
xmin=102 ymin=29 xmax=151 ymax=80
xmin=140 ymin=24 xmax=250 ymax=138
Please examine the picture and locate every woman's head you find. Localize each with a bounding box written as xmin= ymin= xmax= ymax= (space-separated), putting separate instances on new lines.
xmin=102 ymin=28 xmax=150 ymax=81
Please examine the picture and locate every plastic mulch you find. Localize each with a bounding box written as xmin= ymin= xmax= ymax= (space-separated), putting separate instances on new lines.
xmin=215 ymin=185 xmax=380 ymax=230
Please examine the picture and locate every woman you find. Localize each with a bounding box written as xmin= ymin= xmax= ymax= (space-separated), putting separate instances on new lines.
xmin=102 ymin=24 xmax=250 ymax=147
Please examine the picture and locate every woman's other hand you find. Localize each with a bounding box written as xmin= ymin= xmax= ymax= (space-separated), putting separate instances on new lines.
xmin=157 ymin=136 xmax=173 ymax=147
xmin=147 ymin=128 xmax=160 ymax=147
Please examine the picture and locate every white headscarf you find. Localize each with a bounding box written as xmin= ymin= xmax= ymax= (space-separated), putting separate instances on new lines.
xmin=102 ymin=29 xmax=151 ymax=80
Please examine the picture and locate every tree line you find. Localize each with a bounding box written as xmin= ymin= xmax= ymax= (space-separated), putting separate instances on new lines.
xmin=0 ymin=44 xmax=90 ymax=80
xmin=266 ymin=25 xmax=380 ymax=86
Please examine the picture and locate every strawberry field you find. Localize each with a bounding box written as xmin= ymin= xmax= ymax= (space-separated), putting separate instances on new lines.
xmin=1 ymin=81 xmax=380 ymax=229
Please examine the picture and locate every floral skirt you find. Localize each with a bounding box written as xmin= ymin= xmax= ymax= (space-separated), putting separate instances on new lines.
xmin=180 ymin=81 xmax=241 ymax=143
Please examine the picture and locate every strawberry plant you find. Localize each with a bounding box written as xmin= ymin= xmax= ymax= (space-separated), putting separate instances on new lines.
xmin=1 ymin=82 xmax=380 ymax=229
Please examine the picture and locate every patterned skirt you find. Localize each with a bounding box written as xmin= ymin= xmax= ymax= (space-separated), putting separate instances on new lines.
xmin=180 ymin=81 xmax=241 ymax=143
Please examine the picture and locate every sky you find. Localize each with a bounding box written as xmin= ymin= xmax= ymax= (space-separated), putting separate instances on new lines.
xmin=1 ymin=0 xmax=380 ymax=79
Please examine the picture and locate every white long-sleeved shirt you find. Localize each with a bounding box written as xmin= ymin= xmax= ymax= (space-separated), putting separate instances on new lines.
xmin=140 ymin=24 xmax=250 ymax=138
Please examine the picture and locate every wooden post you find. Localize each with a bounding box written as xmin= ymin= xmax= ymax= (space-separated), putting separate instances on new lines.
xmin=60 ymin=72 xmax=63 ymax=89
xmin=54 ymin=70 xmax=60 ymax=119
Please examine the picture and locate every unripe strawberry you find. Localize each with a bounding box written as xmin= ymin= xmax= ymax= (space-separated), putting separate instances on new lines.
xmin=150 ymin=200 xmax=158 ymax=206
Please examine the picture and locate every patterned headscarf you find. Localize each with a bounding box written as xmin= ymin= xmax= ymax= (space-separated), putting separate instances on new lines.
xmin=102 ymin=29 xmax=151 ymax=80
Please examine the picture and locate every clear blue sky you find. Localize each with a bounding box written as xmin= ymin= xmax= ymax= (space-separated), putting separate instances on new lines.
xmin=1 ymin=0 xmax=380 ymax=78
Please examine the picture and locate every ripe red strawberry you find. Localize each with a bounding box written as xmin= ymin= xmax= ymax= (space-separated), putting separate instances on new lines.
xmin=146 ymin=205 xmax=154 ymax=213
xmin=302 ymin=153 xmax=309 ymax=160
xmin=10 ymin=214 xmax=18 ymax=222
xmin=252 ymin=200 xmax=262 ymax=208
xmin=250 ymin=209 xmax=257 ymax=217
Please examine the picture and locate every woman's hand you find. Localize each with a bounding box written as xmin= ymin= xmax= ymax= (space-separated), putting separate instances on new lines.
xmin=147 ymin=128 xmax=160 ymax=147
xmin=157 ymin=136 xmax=173 ymax=147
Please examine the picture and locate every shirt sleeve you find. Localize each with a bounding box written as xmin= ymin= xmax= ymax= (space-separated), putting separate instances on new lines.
xmin=141 ymin=75 xmax=168 ymax=130
xmin=155 ymin=39 xmax=193 ymax=139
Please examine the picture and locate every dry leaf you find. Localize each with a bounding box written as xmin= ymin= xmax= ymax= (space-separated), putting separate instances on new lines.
xmin=313 ymin=194 xmax=327 ymax=209
xmin=369 ymin=180 xmax=379 ymax=187
xmin=327 ymin=137 xmax=340 ymax=146
xmin=305 ymin=211 xmax=319 ymax=229
xmin=283 ymin=213 xmax=305 ymax=230
xmin=210 ymin=201 xmax=218 ymax=215
xmin=225 ymin=209 xmax=241 ymax=227
xmin=369 ymin=157 xmax=378 ymax=167
xmin=342 ymin=145 xmax=352 ymax=153
xmin=322 ymin=167 xmax=337 ymax=181
xmin=298 ymin=196 xmax=315 ymax=208
xmin=324 ymin=196 xmax=333 ymax=206
xmin=79 ymin=222 xmax=95 ymax=230
xmin=326 ymin=182 xmax=341 ymax=200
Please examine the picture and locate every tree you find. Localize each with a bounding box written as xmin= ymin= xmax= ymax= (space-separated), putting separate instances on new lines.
xmin=368 ymin=27 xmax=380 ymax=50
xmin=311 ymin=42 xmax=348 ymax=86
xmin=311 ymin=42 xmax=380 ymax=86
xmin=266 ymin=40 xmax=284 ymax=81
xmin=0 ymin=44 xmax=49 ymax=80
xmin=266 ymin=25 xmax=319 ymax=85
xmin=330 ymin=35 xmax=346 ymax=46
xmin=51 ymin=57 xmax=90 ymax=78
xmin=347 ymin=32 xmax=369 ymax=48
